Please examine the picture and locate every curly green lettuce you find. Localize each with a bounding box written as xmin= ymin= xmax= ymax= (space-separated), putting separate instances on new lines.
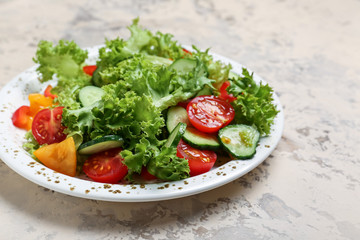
xmin=22 ymin=131 xmax=40 ymax=160
xmin=147 ymin=146 xmax=190 ymax=181
xmin=192 ymin=46 xmax=232 ymax=87
xmin=93 ymin=18 xmax=186 ymax=87
xmin=33 ymin=39 xmax=89 ymax=82
xmin=99 ymin=54 xmax=213 ymax=110
xmin=33 ymin=39 xmax=92 ymax=110
xmin=227 ymin=68 xmax=279 ymax=136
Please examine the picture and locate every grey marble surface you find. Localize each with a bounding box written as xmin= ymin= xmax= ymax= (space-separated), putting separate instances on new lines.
xmin=0 ymin=0 xmax=359 ymax=239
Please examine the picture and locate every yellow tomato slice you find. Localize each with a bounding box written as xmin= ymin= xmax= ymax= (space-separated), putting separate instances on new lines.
xmin=28 ymin=93 xmax=55 ymax=116
xmin=34 ymin=137 xmax=77 ymax=177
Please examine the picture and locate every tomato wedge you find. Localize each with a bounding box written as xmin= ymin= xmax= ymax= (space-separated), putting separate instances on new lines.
xmin=83 ymin=65 xmax=97 ymax=76
xmin=82 ymin=148 xmax=128 ymax=183
xmin=12 ymin=105 xmax=33 ymax=130
xmin=219 ymin=81 xmax=237 ymax=103
xmin=186 ymin=95 xmax=235 ymax=133
xmin=44 ymin=85 xmax=58 ymax=99
xmin=34 ymin=137 xmax=77 ymax=177
xmin=177 ymin=139 xmax=217 ymax=176
xmin=140 ymin=167 xmax=157 ymax=181
xmin=28 ymin=93 xmax=55 ymax=115
xmin=32 ymin=107 xmax=67 ymax=145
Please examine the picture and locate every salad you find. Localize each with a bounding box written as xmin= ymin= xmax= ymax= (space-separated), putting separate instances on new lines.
xmin=11 ymin=18 xmax=279 ymax=184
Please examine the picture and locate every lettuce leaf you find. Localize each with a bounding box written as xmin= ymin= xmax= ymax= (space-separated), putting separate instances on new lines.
xmin=228 ymin=68 xmax=279 ymax=135
xmin=120 ymin=138 xmax=157 ymax=176
xmin=94 ymin=18 xmax=185 ymax=87
xmin=192 ymin=46 xmax=232 ymax=88
xmin=141 ymin=31 xmax=185 ymax=59
xmin=22 ymin=131 xmax=40 ymax=160
xmin=33 ymin=40 xmax=89 ymax=82
xmin=147 ymin=146 xmax=190 ymax=181
xmin=61 ymin=102 xmax=101 ymax=148
xmin=126 ymin=18 xmax=153 ymax=53
xmin=33 ymin=39 xmax=92 ymax=111
xmin=95 ymin=18 xmax=153 ymax=71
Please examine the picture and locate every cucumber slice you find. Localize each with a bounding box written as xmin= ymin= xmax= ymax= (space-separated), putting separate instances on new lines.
xmin=167 ymin=106 xmax=191 ymax=132
xmin=164 ymin=122 xmax=187 ymax=148
xmin=79 ymin=86 xmax=105 ymax=107
xmin=78 ymin=135 xmax=124 ymax=155
xmin=167 ymin=106 xmax=220 ymax=150
xmin=144 ymin=55 xmax=173 ymax=66
xmin=168 ymin=58 xmax=196 ymax=74
xmin=91 ymin=65 xmax=103 ymax=87
xmin=183 ymin=127 xmax=220 ymax=150
xmin=218 ymin=124 xmax=260 ymax=159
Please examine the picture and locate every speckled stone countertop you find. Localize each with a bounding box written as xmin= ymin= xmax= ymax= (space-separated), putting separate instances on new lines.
xmin=1 ymin=0 xmax=359 ymax=239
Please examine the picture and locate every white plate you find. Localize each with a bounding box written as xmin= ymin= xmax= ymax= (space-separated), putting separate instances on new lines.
xmin=0 ymin=46 xmax=284 ymax=202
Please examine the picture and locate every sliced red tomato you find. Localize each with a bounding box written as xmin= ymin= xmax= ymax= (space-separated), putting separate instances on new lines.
xmin=82 ymin=148 xmax=128 ymax=183
xmin=177 ymin=99 xmax=191 ymax=109
xmin=219 ymin=81 xmax=237 ymax=103
xmin=83 ymin=65 xmax=97 ymax=76
xmin=140 ymin=167 xmax=157 ymax=181
xmin=186 ymin=95 xmax=235 ymax=133
xmin=177 ymin=139 xmax=217 ymax=176
xmin=32 ymin=106 xmax=67 ymax=145
xmin=44 ymin=85 xmax=58 ymax=99
xmin=12 ymin=105 xmax=33 ymax=130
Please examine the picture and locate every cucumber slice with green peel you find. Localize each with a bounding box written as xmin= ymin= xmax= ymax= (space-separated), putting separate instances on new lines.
xmin=168 ymin=58 xmax=197 ymax=74
xmin=78 ymin=135 xmax=124 ymax=155
xmin=167 ymin=106 xmax=190 ymax=132
xmin=91 ymin=65 xmax=103 ymax=87
xmin=164 ymin=122 xmax=187 ymax=148
xmin=79 ymin=86 xmax=105 ymax=107
xmin=144 ymin=55 xmax=173 ymax=66
xmin=183 ymin=127 xmax=220 ymax=150
xmin=167 ymin=106 xmax=221 ymax=150
xmin=218 ymin=124 xmax=260 ymax=159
